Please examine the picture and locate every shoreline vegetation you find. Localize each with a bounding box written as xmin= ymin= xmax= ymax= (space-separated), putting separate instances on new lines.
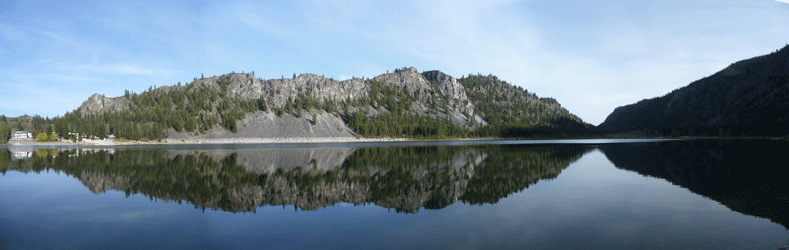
xmin=3 ymin=135 xmax=786 ymax=147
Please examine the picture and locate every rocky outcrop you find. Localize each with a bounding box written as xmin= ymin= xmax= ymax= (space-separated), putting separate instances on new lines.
xmin=193 ymin=73 xmax=369 ymax=108
xmin=75 ymin=66 xmax=589 ymax=138
xmin=78 ymin=93 xmax=131 ymax=116
xmin=166 ymin=111 xmax=357 ymax=142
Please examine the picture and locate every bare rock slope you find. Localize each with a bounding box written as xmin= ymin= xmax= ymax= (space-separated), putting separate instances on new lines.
xmin=167 ymin=112 xmax=357 ymax=143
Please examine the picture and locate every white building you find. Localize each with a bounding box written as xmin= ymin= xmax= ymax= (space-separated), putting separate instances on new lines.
xmin=13 ymin=131 xmax=32 ymax=139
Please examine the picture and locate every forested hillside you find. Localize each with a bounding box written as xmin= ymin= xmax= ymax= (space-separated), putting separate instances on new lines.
xmin=4 ymin=67 xmax=594 ymax=142
xmin=458 ymin=73 xmax=588 ymax=137
xmin=599 ymin=44 xmax=789 ymax=136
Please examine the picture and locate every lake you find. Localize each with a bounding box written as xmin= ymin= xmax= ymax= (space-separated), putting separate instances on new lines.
xmin=1 ymin=139 xmax=787 ymax=249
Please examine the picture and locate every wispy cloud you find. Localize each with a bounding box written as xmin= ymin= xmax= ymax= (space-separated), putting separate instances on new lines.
xmin=1 ymin=0 xmax=788 ymax=123
xmin=238 ymin=11 xmax=298 ymax=38
xmin=76 ymin=64 xmax=160 ymax=76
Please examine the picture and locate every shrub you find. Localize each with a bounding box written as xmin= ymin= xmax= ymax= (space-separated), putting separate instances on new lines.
xmin=36 ymin=133 xmax=49 ymax=142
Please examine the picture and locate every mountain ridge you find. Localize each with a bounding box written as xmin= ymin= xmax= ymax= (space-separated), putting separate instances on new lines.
xmin=598 ymin=45 xmax=789 ymax=136
xmin=64 ymin=66 xmax=591 ymax=141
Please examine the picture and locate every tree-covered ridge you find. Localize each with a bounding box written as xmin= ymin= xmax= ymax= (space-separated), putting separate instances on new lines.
xmin=341 ymin=79 xmax=474 ymax=138
xmin=599 ymin=44 xmax=789 ymax=136
xmin=2 ymin=67 xmax=595 ymax=142
xmin=0 ymin=145 xmax=591 ymax=213
xmin=58 ymin=76 xmax=260 ymax=140
xmin=458 ymin=74 xmax=592 ymax=137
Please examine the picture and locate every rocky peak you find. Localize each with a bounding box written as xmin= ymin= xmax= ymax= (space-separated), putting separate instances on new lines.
xmin=189 ymin=73 xmax=368 ymax=108
xmin=372 ymin=67 xmax=433 ymax=101
xmin=422 ymin=70 xmax=473 ymax=110
xmin=78 ymin=93 xmax=130 ymax=116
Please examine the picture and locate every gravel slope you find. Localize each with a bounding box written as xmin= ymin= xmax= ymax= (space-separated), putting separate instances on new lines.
xmin=166 ymin=111 xmax=359 ymax=143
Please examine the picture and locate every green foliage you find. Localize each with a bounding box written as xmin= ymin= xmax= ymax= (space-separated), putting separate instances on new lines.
xmin=310 ymin=114 xmax=317 ymax=125
xmin=295 ymin=97 xmax=303 ymax=118
xmin=258 ymin=95 xmax=268 ymax=111
xmin=0 ymin=121 xmax=10 ymax=144
xmin=322 ymin=98 xmax=335 ymax=113
xmin=285 ymin=96 xmax=293 ymax=115
xmin=36 ymin=133 xmax=49 ymax=142
xmin=347 ymin=111 xmax=470 ymax=139
xmin=41 ymin=75 xmax=266 ymax=140
xmin=18 ymin=71 xmax=595 ymax=142
xmin=457 ymin=75 xmax=592 ymax=138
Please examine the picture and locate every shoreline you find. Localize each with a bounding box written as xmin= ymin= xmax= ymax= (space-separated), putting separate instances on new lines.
xmin=2 ymin=136 xmax=785 ymax=148
xmin=1 ymin=137 xmax=413 ymax=147
xmin=1 ymin=136 xmax=506 ymax=147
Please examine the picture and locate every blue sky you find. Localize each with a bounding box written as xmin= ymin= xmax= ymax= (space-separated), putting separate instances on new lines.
xmin=1 ymin=0 xmax=788 ymax=125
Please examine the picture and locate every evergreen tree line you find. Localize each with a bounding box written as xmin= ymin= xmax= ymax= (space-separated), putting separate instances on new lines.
xmin=21 ymin=76 xmax=262 ymax=141
xmin=0 ymin=115 xmax=10 ymax=144
xmin=457 ymin=75 xmax=594 ymax=137
xmin=0 ymin=71 xmax=599 ymax=143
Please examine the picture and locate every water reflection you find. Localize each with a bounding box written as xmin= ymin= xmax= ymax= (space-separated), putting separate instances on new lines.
xmin=0 ymin=145 xmax=590 ymax=213
xmin=600 ymin=140 xmax=789 ymax=229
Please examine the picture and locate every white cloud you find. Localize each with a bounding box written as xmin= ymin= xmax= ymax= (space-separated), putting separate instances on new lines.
xmin=78 ymin=64 xmax=157 ymax=76
xmin=777 ymin=0 xmax=789 ymax=4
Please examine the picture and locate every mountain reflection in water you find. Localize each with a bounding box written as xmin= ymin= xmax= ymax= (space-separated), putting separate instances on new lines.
xmin=0 ymin=145 xmax=590 ymax=213
xmin=600 ymin=140 xmax=789 ymax=229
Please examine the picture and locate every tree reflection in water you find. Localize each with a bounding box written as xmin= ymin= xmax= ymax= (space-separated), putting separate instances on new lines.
xmin=0 ymin=145 xmax=590 ymax=213
xmin=600 ymin=140 xmax=789 ymax=229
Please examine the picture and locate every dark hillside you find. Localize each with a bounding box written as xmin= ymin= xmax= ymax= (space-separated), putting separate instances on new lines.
xmin=599 ymin=45 xmax=789 ymax=136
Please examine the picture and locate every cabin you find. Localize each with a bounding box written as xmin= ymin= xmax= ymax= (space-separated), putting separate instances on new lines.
xmin=13 ymin=131 xmax=33 ymax=139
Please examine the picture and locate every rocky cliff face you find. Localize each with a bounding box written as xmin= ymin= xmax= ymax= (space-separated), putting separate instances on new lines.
xmin=78 ymin=94 xmax=131 ymax=116
xmin=77 ymin=67 xmax=474 ymax=113
xmin=76 ymin=66 xmax=588 ymax=138
xmin=599 ymin=45 xmax=789 ymax=135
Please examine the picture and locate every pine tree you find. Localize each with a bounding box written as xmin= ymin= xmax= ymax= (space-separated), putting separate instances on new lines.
xmin=258 ymin=95 xmax=268 ymax=111
xmin=295 ymin=97 xmax=303 ymax=118
xmin=285 ymin=97 xmax=293 ymax=115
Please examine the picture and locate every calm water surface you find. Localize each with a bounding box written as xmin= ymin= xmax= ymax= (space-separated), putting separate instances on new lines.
xmin=1 ymin=139 xmax=787 ymax=249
